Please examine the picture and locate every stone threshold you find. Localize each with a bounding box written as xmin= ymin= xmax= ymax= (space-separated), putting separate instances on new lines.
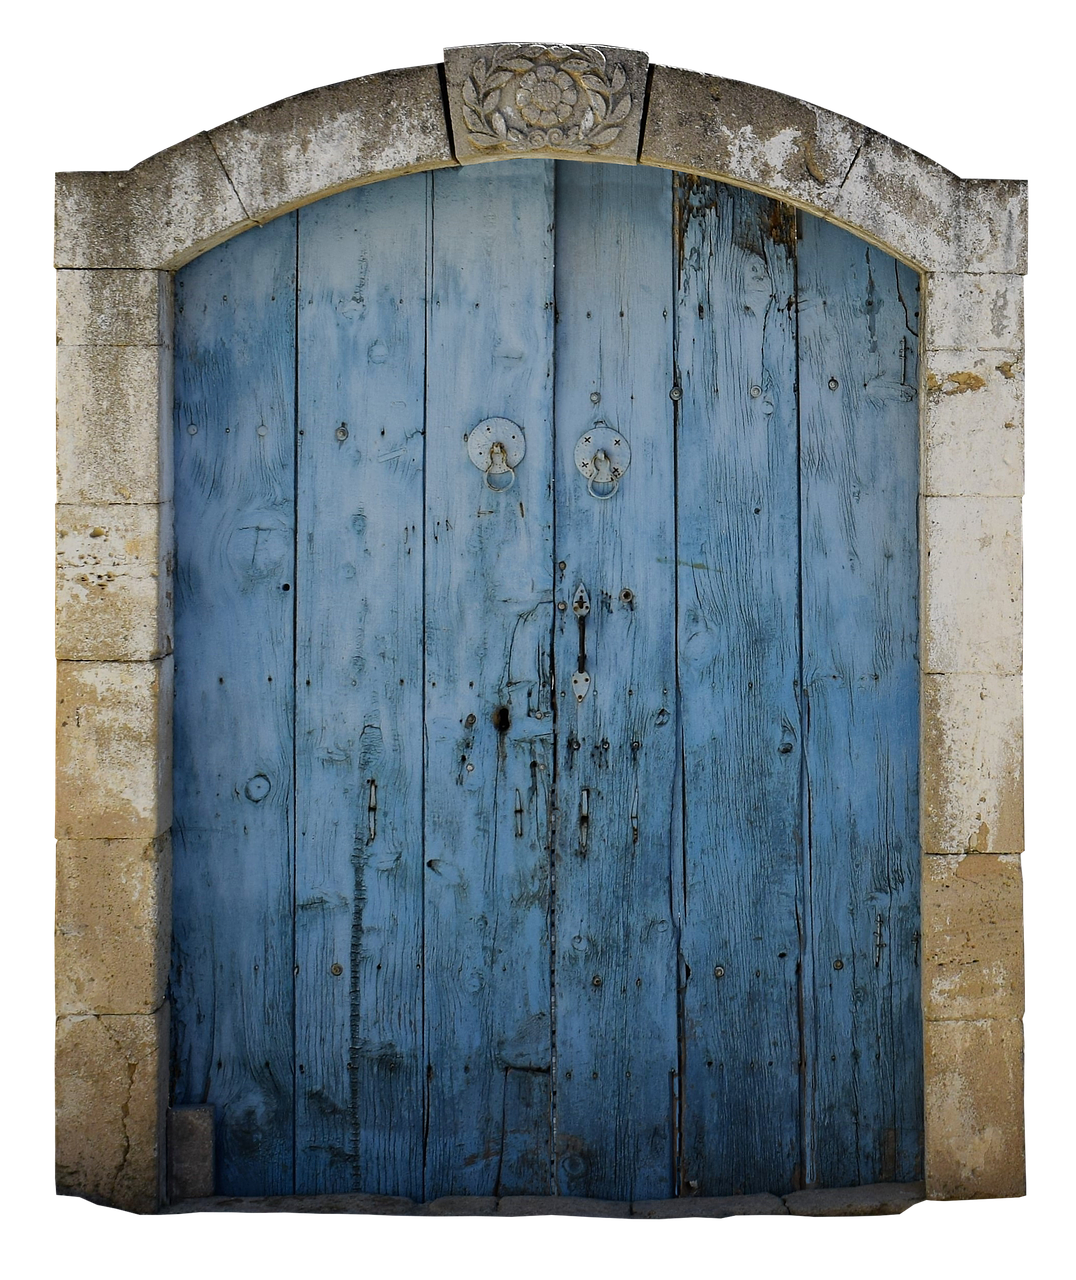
xmin=163 ymin=1182 xmax=923 ymax=1218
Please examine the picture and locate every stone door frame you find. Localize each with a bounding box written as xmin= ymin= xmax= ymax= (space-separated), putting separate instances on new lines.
xmin=55 ymin=45 xmax=1026 ymax=1213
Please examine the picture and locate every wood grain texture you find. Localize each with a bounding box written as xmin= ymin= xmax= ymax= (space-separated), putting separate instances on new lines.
xmin=294 ymin=178 xmax=428 ymax=1196
xmin=552 ymin=163 xmax=679 ymax=1201
xmin=796 ymin=214 xmax=922 ymax=1187
xmin=422 ymin=161 xmax=556 ymax=1197
xmin=675 ymin=180 xmax=802 ymax=1195
xmin=170 ymin=166 xmax=924 ymax=1201
xmin=171 ymin=214 xmax=297 ymax=1195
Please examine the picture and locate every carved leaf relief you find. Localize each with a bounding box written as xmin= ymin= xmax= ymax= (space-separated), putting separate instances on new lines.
xmin=461 ymin=44 xmax=633 ymax=154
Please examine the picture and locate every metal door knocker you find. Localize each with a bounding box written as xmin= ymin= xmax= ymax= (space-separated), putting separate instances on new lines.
xmin=575 ymin=424 xmax=631 ymax=499
xmin=467 ymin=417 xmax=526 ymax=491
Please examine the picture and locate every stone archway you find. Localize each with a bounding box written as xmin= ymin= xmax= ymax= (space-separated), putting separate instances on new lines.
xmin=55 ymin=42 xmax=1025 ymax=1213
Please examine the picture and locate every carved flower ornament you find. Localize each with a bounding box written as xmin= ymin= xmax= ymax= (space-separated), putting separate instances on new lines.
xmin=463 ymin=44 xmax=632 ymax=153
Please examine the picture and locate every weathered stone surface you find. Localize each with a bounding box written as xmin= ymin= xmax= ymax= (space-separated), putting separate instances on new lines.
xmin=56 ymin=270 xmax=170 ymax=347
xmin=56 ymin=1006 xmax=167 ymax=1213
xmin=923 ymin=352 xmax=1023 ymax=497
xmin=165 ymin=1194 xmax=417 ymax=1214
xmin=210 ymin=65 xmax=455 ymax=224
xmin=783 ymin=1182 xmax=924 ymax=1216
xmin=167 ymin=1106 xmax=215 ymax=1201
xmin=922 ymin=855 xmax=1023 ymax=1022
xmin=444 ymin=43 xmax=647 ymax=166
xmin=924 ymin=273 xmax=1024 ymax=351
xmin=56 ymin=658 xmax=172 ymax=840
xmin=423 ymin=1196 xmax=499 ymax=1215
xmin=56 ymin=133 xmax=254 ymax=270
xmin=831 ymin=138 xmax=1026 ymax=274
xmin=922 ymin=674 xmax=1023 ymax=854
xmin=56 ymin=835 xmax=171 ymax=1016
xmin=925 ymin=1018 xmax=1024 ymax=1199
xmin=497 ymin=1195 xmax=631 ymax=1217
xmin=56 ymin=345 xmax=172 ymax=505
xmin=52 ymin=57 xmax=1028 ymax=1217
xmin=56 ymin=503 xmax=173 ymax=661
xmin=922 ymin=497 xmax=1021 ymax=674
xmin=642 ymin=68 xmax=864 ymax=204
xmin=632 ymin=1194 xmax=787 ymax=1217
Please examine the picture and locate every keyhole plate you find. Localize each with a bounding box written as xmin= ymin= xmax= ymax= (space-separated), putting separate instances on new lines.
xmin=571 ymin=670 xmax=592 ymax=703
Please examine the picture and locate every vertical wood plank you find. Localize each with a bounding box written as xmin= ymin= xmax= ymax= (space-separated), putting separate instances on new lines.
xmin=675 ymin=180 xmax=803 ymax=1195
xmin=797 ymin=216 xmax=922 ymax=1187
xmin=171 ymin=214 xmax=297 ymax=1195
xmin=423 ymin=160 xmax=556 ymax=1198
xmin=551 ymin=162 xmax=679 ymax=1202
xmin=293 ymin=178 xmax=428 ymax=1196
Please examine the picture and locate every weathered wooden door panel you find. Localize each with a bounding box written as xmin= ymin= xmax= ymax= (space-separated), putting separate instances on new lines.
xmin=674 ymin=178 xmax=803 ymax=1196
xmin=552 ymin=162 xmax=679 ymax=1201
xmin=293 ymin=176 xmax=428 ymax=1197
xmin=423 ymin=160 xmax=556 ymax=1197
xmin=797 ymin=216 xmax=922 ymax=1187
xmin=172 ymin=161 xmax=921 ymax=1200
xmin=172 ymin=213 xmax=298 ymax=1195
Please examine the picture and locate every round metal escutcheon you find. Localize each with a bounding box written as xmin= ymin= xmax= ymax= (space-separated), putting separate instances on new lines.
xmin=466 ymin=417 xmax=526 ymax=474
xmin=574 ymin=423 xmax=631 ymax=487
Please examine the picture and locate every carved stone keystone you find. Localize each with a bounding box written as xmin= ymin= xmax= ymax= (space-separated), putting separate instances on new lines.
xmin=443 ymin=43 xmax=648 ymax=165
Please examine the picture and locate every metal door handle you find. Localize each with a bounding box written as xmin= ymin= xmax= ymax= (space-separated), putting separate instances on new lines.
xmin=467 ymin=417 xmax=525 ymax=491
xmin=575 ymin=424 xmax=631 ymax=500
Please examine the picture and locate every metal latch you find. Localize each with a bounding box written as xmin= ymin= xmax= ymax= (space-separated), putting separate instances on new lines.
xmin=467 ymin=417 xmax=526 ymax=491
xmin=571 ymin=583 xmax=591 ymax=702
xmin=575 ymin=424 xmax=631 ymax=500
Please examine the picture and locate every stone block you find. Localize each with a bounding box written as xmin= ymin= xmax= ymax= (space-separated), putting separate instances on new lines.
xmin=210 ymin=65 xmax=455 ymax=223
xmin=56 ymin=658 xmax=172 ymax=840
xmin=924 ymin=273 xmax=1024 ymax=351
xmin=56 ymin=270 xmax=170 ymax=347
xmin=167 ymin=1106 xmax=215 ymax=1201
xmin=641 ymin=68 xmax=865 ymax=206
xmin=783 ymin=1182 xmax=924 ymax=1215
xmin=831 ymin=138 xmax=1026 ymax=274
xmin=925 ymin=1018 xmax=1024 ymax=1199
xmin=56 ymin=1006 xmax=167 ymax=1213
xmin=444 ymin=43 xmax=647 ymax=166
xmin=165 ymin=1194 xmax=416 ymax=1213
xmin=922 ymin=497 xmax=1021 ymax=674
xmin=55 ymin=133 xmax=254 ymax=270
xmin=423 ymin=1196 xmax=499 ymax=1215
xmin=56 ymin=835 xmax=171 ymax=1016
xmin=632 ymin=1194 xmax=787 ymax=1217
xmin=923 ymin=352 xmax=1023 ymax=497
xmin=922 ymin=674 xmax=1023 ymax=854
xmin=56 ymin=345 xmax=172 ymax=505
xmin=56 ymin=503 xmax=173 ymax=661
xmin=922 ymin=855 xmax=1023 ymax=1022
xmin=497 ymin=1195 xmax=631 ymax=1217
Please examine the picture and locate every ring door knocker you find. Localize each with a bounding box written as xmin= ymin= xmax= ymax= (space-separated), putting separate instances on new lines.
xmin=467 ymin=417 xmax=526 ymax=491
xmin=574 ymin=424 xmax=631 ymax=500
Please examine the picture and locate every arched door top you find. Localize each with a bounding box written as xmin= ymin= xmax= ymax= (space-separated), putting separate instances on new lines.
xmin=55 ymin=43 xmax=1025 ymax=275
xmin=54 ymin=44 xmax=1027 ymax=1213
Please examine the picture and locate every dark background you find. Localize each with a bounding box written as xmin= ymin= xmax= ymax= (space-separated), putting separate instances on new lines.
xmin=54 ymin=37 xmax=1028 ymax=177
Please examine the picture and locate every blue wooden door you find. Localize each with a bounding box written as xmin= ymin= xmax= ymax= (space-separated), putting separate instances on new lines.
xmin=172 ymin=161 xmax=921 ymax=1201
